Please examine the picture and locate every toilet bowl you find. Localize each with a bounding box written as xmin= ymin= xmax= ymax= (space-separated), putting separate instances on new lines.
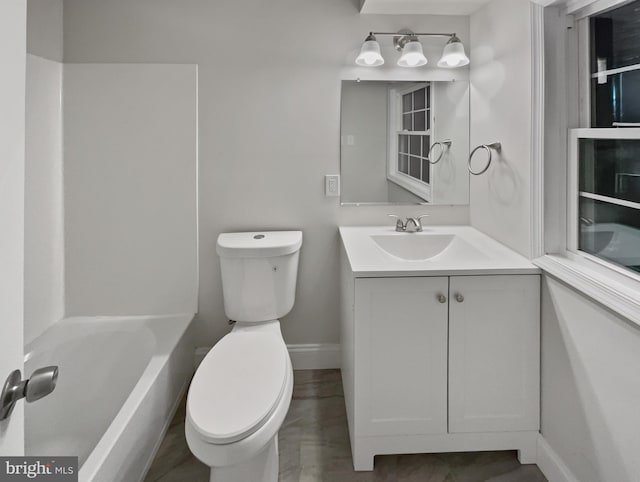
xmin=185 ymin=231 xmax=302 ymax=482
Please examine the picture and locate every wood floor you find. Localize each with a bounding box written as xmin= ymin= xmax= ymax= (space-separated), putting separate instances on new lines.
xmin=144 ymin=370 xmax=547 ymax=482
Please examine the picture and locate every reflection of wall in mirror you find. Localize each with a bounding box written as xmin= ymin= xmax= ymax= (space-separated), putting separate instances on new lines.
xmin=432 ymin=81 xmax=470 ymax=205
xmin=340 ymin=82 xmax=389 ymax=203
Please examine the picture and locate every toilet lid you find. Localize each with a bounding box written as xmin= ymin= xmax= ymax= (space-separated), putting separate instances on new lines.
xmin=187 ymin=332 xmax=288 ymax=444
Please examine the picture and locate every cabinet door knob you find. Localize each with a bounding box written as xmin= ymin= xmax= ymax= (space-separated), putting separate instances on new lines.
xmin=455 ymin=293 xmax=464 ymax=303
xmin=437 ymin=294 xmax=447 ymax=304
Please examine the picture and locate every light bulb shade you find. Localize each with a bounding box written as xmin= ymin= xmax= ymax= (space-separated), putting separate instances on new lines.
xmin=355 ymin=35 xmax=384 ymax=67
xmin=397 ymin=40 xmax=427 ymax=68
xmin=437 ymin=36 xmax=470 ymax=68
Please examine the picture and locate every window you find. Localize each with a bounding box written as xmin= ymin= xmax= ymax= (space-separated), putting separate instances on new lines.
xmin=387 ymin=83 xmax=434 ymax=202
xmin=571 ymin=0 xmax=640 ymax=278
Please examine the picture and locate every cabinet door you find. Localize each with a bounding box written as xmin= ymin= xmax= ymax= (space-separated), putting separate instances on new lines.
xmin=354 ymin=277 xmax=448 ymax=436
xmin=448 ymin=275 xmax=540 ymax=433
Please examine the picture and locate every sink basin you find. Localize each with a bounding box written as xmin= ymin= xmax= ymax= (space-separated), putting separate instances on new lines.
xmin=340 ymin=226 xmax=539 ymax=275
xmin=371 ymin=234 xmax=455 ymax=261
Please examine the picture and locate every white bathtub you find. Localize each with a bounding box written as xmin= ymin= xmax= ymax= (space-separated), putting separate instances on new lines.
xmin=24 ymin=314 xmax=194 ymax=482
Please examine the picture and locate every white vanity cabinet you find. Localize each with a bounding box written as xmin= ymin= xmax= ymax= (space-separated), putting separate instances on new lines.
xmin=340 ymin=250 xmax=540 ymax=471
xmin=354 ymin=277 xmax=449 ymax=438
xmin=448 ymin=275 xmax=540 ymax=434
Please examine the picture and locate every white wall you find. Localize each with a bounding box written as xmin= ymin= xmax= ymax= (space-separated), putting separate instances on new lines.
xmin=27 ymin=0 xmax=63 ymax=62
xmin=541 ymin=276 xmax=640 ymax=482
xmin=63 ymin=64 xmax=198 ymax=316
xmin=340 ymin=81 xmax=389 ymax=204
xmin=469 ymin=0 xmax=533 ymax=257
xmin=24 ymin=54 xmax=64 ymax=345
xmin=63 ymin=0 xmax=470 ymax=345
xmin=0 ymin=0 xmax=26 ymax=455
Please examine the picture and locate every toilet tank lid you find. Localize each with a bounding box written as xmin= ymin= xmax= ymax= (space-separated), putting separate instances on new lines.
xmin=216 ymin=231 xmax=303 ymax=258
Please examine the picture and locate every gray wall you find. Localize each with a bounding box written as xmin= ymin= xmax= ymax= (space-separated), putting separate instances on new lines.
xmin=63 ymin=0 xmax=470 ymax=345
xmin=340 ymin=81 xmax=389 ymax=204
xmin=27 ymin=0 xmax=63 ymax=61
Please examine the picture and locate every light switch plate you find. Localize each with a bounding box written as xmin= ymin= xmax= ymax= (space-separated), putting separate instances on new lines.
xmin=325 ymin=175 xmax=340 ymax=197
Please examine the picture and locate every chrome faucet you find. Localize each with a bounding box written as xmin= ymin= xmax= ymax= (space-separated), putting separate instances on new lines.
xmin=388 ymin=215 xmax=429 ymax=233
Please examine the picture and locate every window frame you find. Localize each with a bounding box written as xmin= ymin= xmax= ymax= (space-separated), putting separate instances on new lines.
xmin=387 ymin=83 xmax=435 ymax=202
xmin=566 ymin=1 xmax=640 ymax=282
xmin=567 ymin=128 xmax=640 ymax=283
xmin=533 ymin=0 xmax=640 ymax=325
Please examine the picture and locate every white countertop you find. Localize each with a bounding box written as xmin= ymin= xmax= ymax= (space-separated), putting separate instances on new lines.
xmin=340 ymin=225 xmax=540 ymax=277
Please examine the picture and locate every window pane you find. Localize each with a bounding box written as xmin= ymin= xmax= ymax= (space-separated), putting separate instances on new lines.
xmin=414 ymin=88 xmax=426 ymax=110
xmin=426 ymin=85 xmax=431 ymax=109
xmin=398 ymin=154 xmax=409 ymax=174
xmin=403 ymin=93 xmax=412 ymax=113
xmin=399 ymin=135 xmax=409 ymax=154
xmin=409 ymin=136 xmax=421 ymax=156
xmin=590 ymin=0 xmax=640 ymax=73
xmin=579 ymin=197 xmax=640 ymax=273
xmin=409 ymin=156 xmax=421 ymax=179
xmin=579 ymin=138 xmax=640 ymax=203
xmin=414 ymin=111 xmax=426 ymax=132
xmin=422 ymin=159 xmax=430 ymax=183
xmin=403 ymin=114 xmax=412 ymax=131
xmin=422 ymin=136 xmax=431 ymax=157
xmin=592 ymin=69 xmax=640 ymax=127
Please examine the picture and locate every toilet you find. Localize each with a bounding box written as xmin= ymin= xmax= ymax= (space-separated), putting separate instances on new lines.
xmin=185 ymin=231 xmax=303 ymax=482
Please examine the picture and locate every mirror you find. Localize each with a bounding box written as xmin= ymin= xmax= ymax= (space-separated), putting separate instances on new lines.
xmin=340 ymin=80 xmax=470 ymax=205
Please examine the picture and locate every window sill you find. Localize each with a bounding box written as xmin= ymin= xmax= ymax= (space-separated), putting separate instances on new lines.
xmin=387 ymin=172 xmax=431 ymax=203
xmin=533 ymin=254 xmax=640 ymax=327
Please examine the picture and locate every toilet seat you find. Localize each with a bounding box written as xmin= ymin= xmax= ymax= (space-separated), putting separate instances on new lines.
xmin=187 ymin=331 xmax=288 ymax=445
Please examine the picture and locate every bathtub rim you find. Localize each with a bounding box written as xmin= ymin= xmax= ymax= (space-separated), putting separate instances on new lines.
xmin=50 ymin=313 xmax=195 ymax=481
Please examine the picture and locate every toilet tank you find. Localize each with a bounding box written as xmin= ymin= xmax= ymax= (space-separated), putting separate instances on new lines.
xmin=216 ymin=231 xmax=303 ymax=322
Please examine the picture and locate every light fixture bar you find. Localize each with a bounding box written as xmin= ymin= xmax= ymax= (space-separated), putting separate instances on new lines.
xmin=368 ymin=32 xmax=456 ymax=38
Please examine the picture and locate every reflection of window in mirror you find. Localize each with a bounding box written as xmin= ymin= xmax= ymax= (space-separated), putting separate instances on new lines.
xmin=388 ymin=83 xmax=435 ymax=202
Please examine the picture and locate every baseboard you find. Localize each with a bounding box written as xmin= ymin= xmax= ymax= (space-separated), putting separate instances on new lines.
xmin=287 ymin=343 xmax=341 ymax=370
xmin=194 ymin=343 xmax=341 ymax=371
xmin=536 ymin=435 xmax=579 ymax=482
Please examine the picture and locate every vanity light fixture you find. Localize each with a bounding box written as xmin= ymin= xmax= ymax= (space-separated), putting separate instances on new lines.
xmin=355 ymin=34 xmax=385 ymax=67
xmin=437 ymin=35 xmax=470 ymax=68
xmin=397 ymin=35 xmax=428 ymax=68
xmin=356 ymin=30 xmax=470 ymax=69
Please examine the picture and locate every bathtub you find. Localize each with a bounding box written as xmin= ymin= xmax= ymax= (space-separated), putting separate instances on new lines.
xmin=24 ymin=314 xmax=194 ymax=482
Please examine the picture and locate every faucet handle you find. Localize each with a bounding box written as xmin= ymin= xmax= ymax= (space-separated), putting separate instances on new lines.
xmin=413 ymin=215 xmax=430 ymax=233
xmin=388 ymin=215 xmax=405 ymax=232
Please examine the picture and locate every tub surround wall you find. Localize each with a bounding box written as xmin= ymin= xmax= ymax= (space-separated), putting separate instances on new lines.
xmin=469 ymin=0 xmax=534 ymax=258
xmin=25 ymin=54 xmax=64 ymax=345
xmin=62 ymin=0 xmax=470 ymax=346
xmin=63 ymin=64 xmax=198 ymax=316
xmin=24 ymin=0 xmax=65 ymax=346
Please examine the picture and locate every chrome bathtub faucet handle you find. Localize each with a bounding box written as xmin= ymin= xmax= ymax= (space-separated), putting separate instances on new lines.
xmin=388 ymin=214 xmax=406 ymax=232
xmin=0 ymin=366 xmax=59 ymax=421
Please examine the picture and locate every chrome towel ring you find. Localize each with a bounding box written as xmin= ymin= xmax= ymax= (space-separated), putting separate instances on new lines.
xmin=428 ymin=140 xmax=452 ymax=165
xmin=468 ymin=142 xmax=502 ymax=176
